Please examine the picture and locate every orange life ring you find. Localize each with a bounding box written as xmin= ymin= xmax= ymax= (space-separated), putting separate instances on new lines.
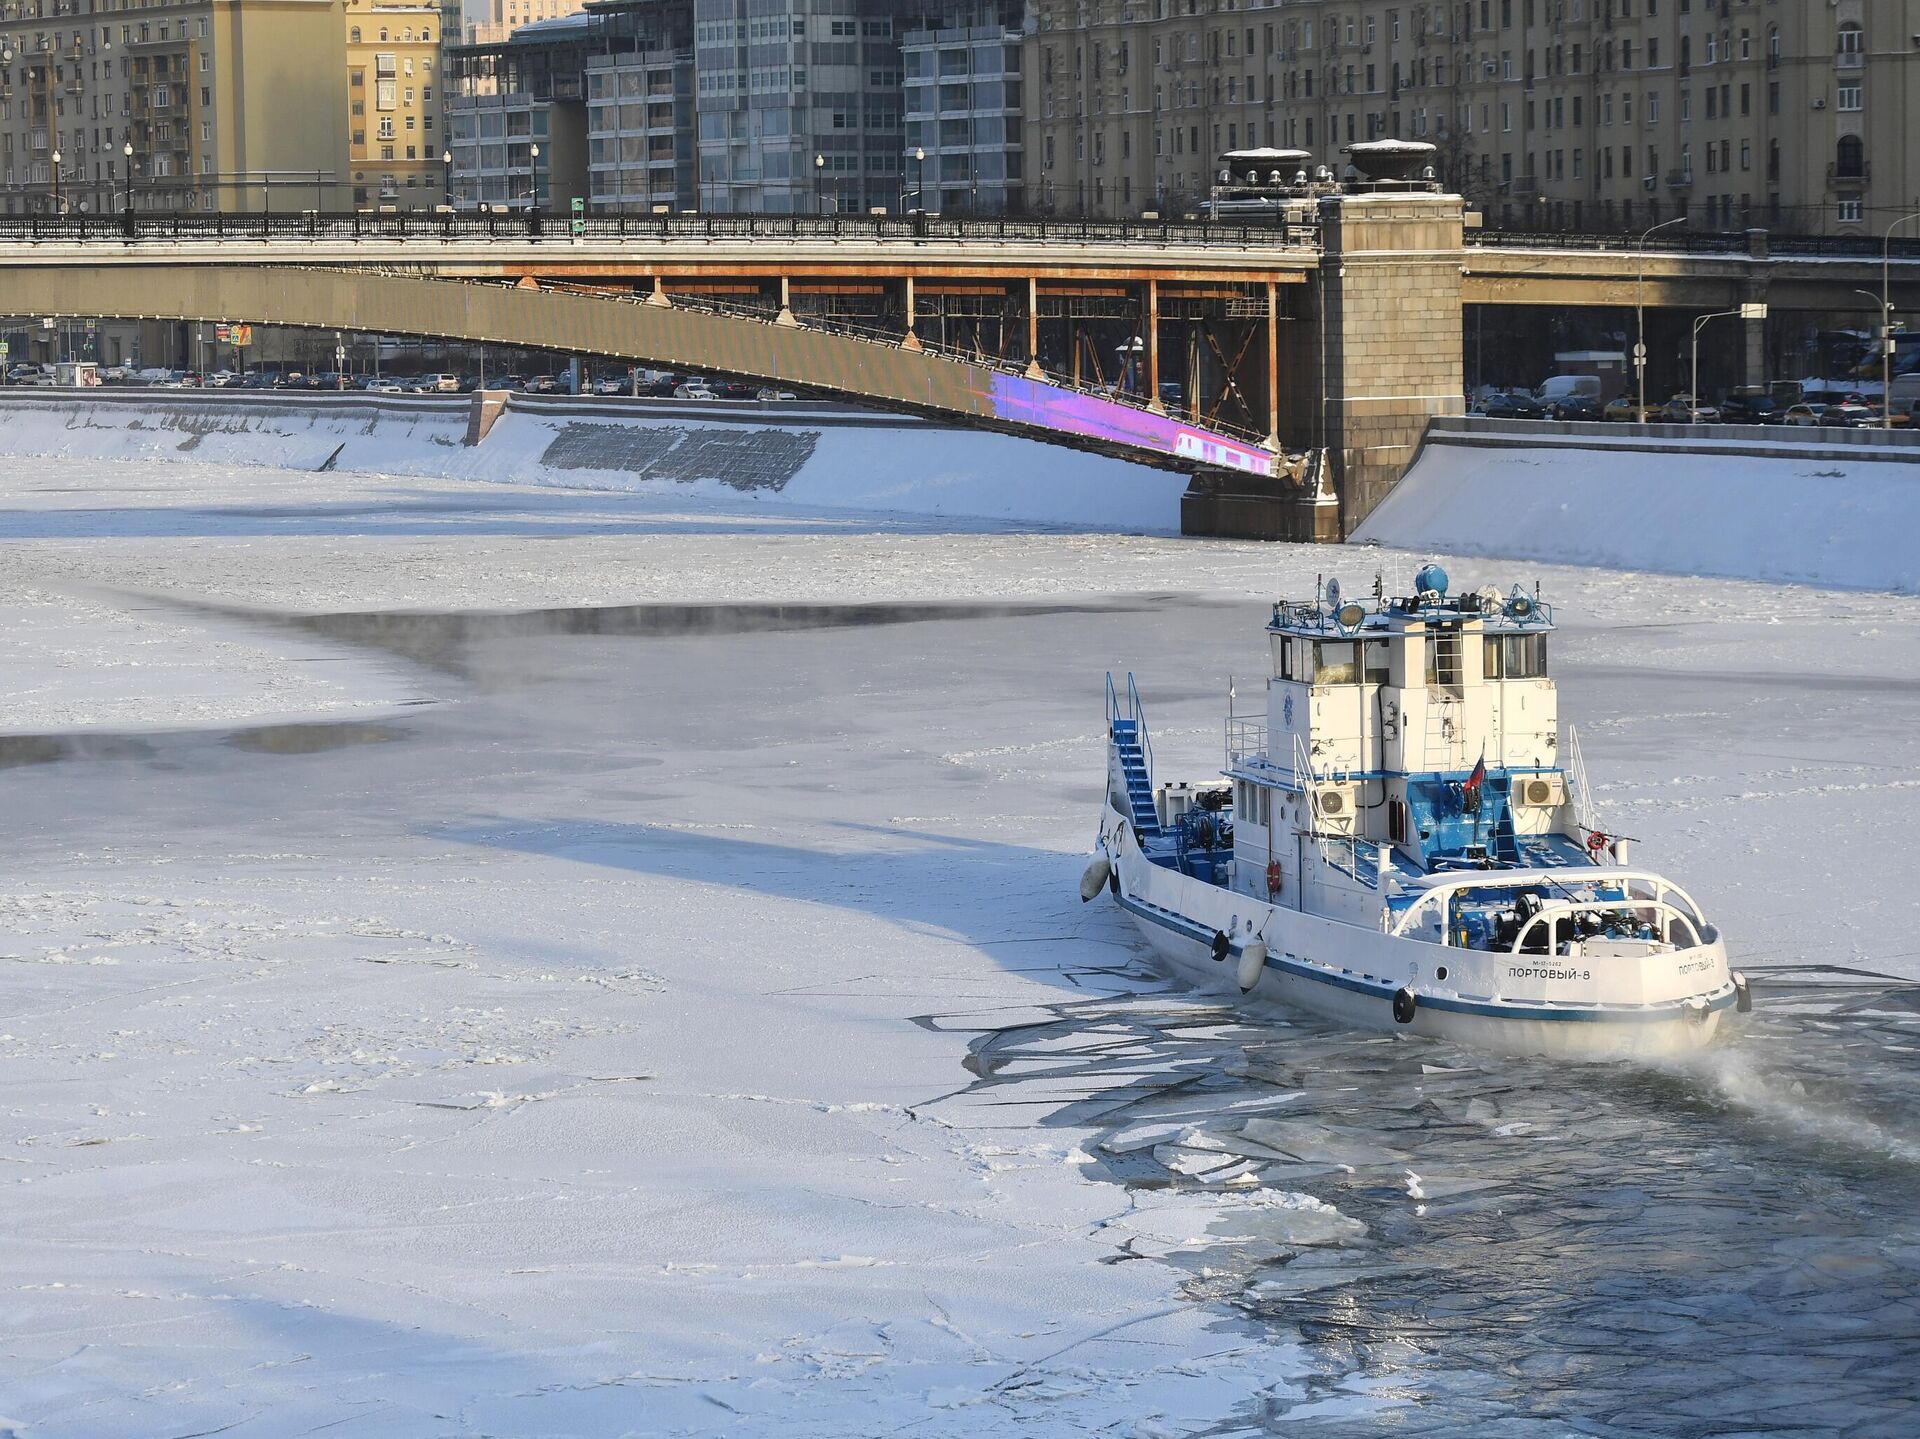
xmin=1266 ymin=861 xmax=1284 ymax=895
xmin=1587 ymin=831 xmax=1609 ymax=853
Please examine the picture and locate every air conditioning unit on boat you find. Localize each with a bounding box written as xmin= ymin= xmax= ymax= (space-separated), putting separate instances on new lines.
xmin=1313 ymin=783 xmax=1359 ymax=819
xmin=1515 ymin=774 xmax=1567 ymax=808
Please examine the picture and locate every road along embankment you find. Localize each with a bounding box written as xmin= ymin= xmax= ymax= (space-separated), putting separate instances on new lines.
xmin=0 ymin=389 xmax=1187 ymax=531
xmin=1353 ymin=417 xmax=1920 ymax=593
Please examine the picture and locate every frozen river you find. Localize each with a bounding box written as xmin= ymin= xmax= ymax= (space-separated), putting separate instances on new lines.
xmin=2 ymin=459 xmax=1918 ymax=1437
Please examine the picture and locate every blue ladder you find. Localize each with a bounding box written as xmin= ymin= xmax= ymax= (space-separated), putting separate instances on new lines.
xmin=1112 ymin=721 xmax=1161 ymax=836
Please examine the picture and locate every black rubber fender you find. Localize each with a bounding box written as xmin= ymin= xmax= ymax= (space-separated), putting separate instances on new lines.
xmin=1108 ymin=866 xmax=1120 ymax=897
xmin=1392 ymin=987 xmax=1418 ymax=1025
xmin=1733 ymin=971 xmax=1752 ymax=1013
xmin=1210 ymin=929 xmax=1230 ymax=963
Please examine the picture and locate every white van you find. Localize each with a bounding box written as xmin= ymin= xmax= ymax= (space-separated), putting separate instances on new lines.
xmin=1889 ymin=373 xmax=1920 ymax=421
xmin=1536 ymin=374 xmax=1602 ymax=405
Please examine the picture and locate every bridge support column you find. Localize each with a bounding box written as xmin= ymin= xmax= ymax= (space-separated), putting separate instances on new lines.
xmin=646 ymin=274 xmax=670 ymax=308
xmin=1024 ymin=277 xmax=1044 ymax=380
xmin=1264 ymin=281 xmax=1280 ymax=452
xmin=901 ymin=277 xmax=922 ymax=351
xmin=1315 ymin=192 xmax=1467 ymax=537
xmin=1146 ymin=280 xmax=1165 ymax=414
xmin=775 ymin=276 xmax=798 ymax=328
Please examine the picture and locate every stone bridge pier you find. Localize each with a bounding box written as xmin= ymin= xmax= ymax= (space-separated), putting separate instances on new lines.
xmin=1182 ymin=192 xmax=1467 ymax=542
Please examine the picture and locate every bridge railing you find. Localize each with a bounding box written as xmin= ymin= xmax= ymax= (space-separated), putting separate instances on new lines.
xmin=1465 ymin=227 xmax=1920 ymax=259
xmin=0 ymin=209 xmax=1321 ymax=252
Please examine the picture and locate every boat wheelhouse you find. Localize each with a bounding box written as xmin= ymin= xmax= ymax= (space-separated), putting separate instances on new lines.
xmin=1086 ymin=566 xmax=1745 ymax=1055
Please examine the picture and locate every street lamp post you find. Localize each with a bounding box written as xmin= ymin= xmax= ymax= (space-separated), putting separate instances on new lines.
xmin=814 ymin=152 xmax=825 ymax=216
xmin=528 ymin=141 xmax=542 ymax=235
xmin=50 ymin=148 xmax=62 ymax=216
xmin=122 ymin=140 xmax=135 ymax=237
xmin=1690 ymin=303 xmax=1768 ymax=423
xmin=913 ymin=146 xmax=925 ymax=212
xmin=1881 ymin=210 xmax=1920 ymax=429
xmin=441 ymin=147 xmax=453 ymax=206
xmin=1636 ymin=213 xmax=1686 ymax=416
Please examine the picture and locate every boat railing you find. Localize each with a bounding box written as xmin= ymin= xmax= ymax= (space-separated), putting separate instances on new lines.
xmin=1389 ymin=870 xmax=1710 ymax=940
xmin=1225 ymin=714 xmax=1267 ymax=769
xmin=1106 ymin=671 xmax=1153 ymax=778
xmin=1509 ymin=898 xmax=1705 ymax=954
xmin=1324 ymin=834 xmax=1385 ymax=890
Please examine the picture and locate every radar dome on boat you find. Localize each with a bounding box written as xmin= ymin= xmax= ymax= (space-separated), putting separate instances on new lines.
xmin=1414 ymin=563 xmax=1450 ymax=597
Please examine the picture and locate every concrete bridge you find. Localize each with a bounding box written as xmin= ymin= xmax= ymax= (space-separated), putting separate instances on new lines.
xmin=4 ymin=202 xmax=1916 ymax=539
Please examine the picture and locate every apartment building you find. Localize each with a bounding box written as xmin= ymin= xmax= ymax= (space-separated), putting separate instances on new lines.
xmin=345 ymin=0 xmax=444 ymax=206
xmin=0 ymin=0 xmax=348 ymax=214
xmin=901 ymin=0 xmax=1022 ymax=213
xmin=1024 ymin=0 xmax=1920 ymax=233
xmin=693 ymin=0 xmax=912 ymax=215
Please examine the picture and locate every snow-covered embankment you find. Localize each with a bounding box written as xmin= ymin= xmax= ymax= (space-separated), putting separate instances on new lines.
xmin=1353 ymin=420 xmax=1920 ymax=592
xmin=0 ymin=390 xmax=1187 ymax=530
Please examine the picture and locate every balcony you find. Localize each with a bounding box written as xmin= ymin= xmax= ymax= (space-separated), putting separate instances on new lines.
xmin=1666 ymin=169 xmax=1693 ymax=189
xmin=1827 ymin=161 xmax=1869 ymax=187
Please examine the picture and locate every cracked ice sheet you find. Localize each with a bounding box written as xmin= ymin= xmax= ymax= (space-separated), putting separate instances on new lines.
xmin=1 ymin=455 xmax=1919 ymax=1437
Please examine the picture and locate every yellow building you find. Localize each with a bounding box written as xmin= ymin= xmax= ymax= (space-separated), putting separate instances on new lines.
xmin=1 ymin=0 xmax=348 ymax=215
xmin=344 ymin=0 xmax=445 ymax=207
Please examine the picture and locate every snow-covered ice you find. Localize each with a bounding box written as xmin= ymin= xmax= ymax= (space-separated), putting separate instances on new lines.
xmin=2 ymin=452 xmax=1918 ymax=1437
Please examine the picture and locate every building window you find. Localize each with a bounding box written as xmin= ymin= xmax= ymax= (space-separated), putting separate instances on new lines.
xmin=1838 ymin=196 xmax=1863 ymax=224
xmin=1837 ymin=85 xmax=1862 ymax=112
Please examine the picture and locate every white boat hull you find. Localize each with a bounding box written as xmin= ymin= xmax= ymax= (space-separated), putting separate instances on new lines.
xmin=1097 ymin=802 xmax=1737 ymax=1059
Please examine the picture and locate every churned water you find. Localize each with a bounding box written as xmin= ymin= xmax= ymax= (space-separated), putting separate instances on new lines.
xmin=925 ymin=959 xmax=1920 ymax=1436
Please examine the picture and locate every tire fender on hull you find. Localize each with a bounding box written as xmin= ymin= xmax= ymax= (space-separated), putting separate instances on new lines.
xmin=1392 ymin=988 xmax=1418 ymax=1025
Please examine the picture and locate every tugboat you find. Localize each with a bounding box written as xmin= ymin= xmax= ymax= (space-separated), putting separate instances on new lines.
xmin=1083 ymin=566 xmax=1748 ymax=1056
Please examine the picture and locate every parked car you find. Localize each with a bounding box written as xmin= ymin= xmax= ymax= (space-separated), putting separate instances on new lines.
xmin=1661 ymin=394 xmax=1719 ymax=423
xmin=592 ymin=376 xmax=632 ymax=395
xmin=755 ymin=387 xmax=799 ymax=401
xmin=1717 ymin=393 xmax=1782 ymax=425
xmin=421 ymin=373 xmax=461 ymax=392
xmin=1602 ymin=396 xmax=1660 ymax=423
xmin=1474 ymin=390 xmax=1546 ymax=420
xmin=1544 ymin=395 xmax=1604 ymax=421
xmin=1782 ymin=404 xmax=1830 ymax=426
xmin=1823 ymin=394 xmax=1876 ymax=426
xmin=716 ymin=382 xmax=758 ymax=400
xmin=673 ymin=379 xmax=718 ymax=400
xmin=524 ymin=374 xmax=563 ymax=394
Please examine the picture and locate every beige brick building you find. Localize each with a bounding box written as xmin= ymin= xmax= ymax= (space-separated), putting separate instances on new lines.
xmin=345 ymin=0 xmax=445 ymax=206
xmin=1025 ymin=0 xmax=1920 ymax=235
xmin=0 ymin=0 xmax=349 ymax=215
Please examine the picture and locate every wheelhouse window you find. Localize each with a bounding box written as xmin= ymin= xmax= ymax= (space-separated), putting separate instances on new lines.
xmin=1314 ymin=640 xmax=1359 ymax=684
xmin=1503 ymin=633 xmax=1547 ymax=678
xmin=1364 ymin=639 xmax=1389 ymax=685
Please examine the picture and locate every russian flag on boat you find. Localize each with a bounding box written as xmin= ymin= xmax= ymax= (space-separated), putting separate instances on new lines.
xmin=1464 ymin=754 xmax=1487 ymax=795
